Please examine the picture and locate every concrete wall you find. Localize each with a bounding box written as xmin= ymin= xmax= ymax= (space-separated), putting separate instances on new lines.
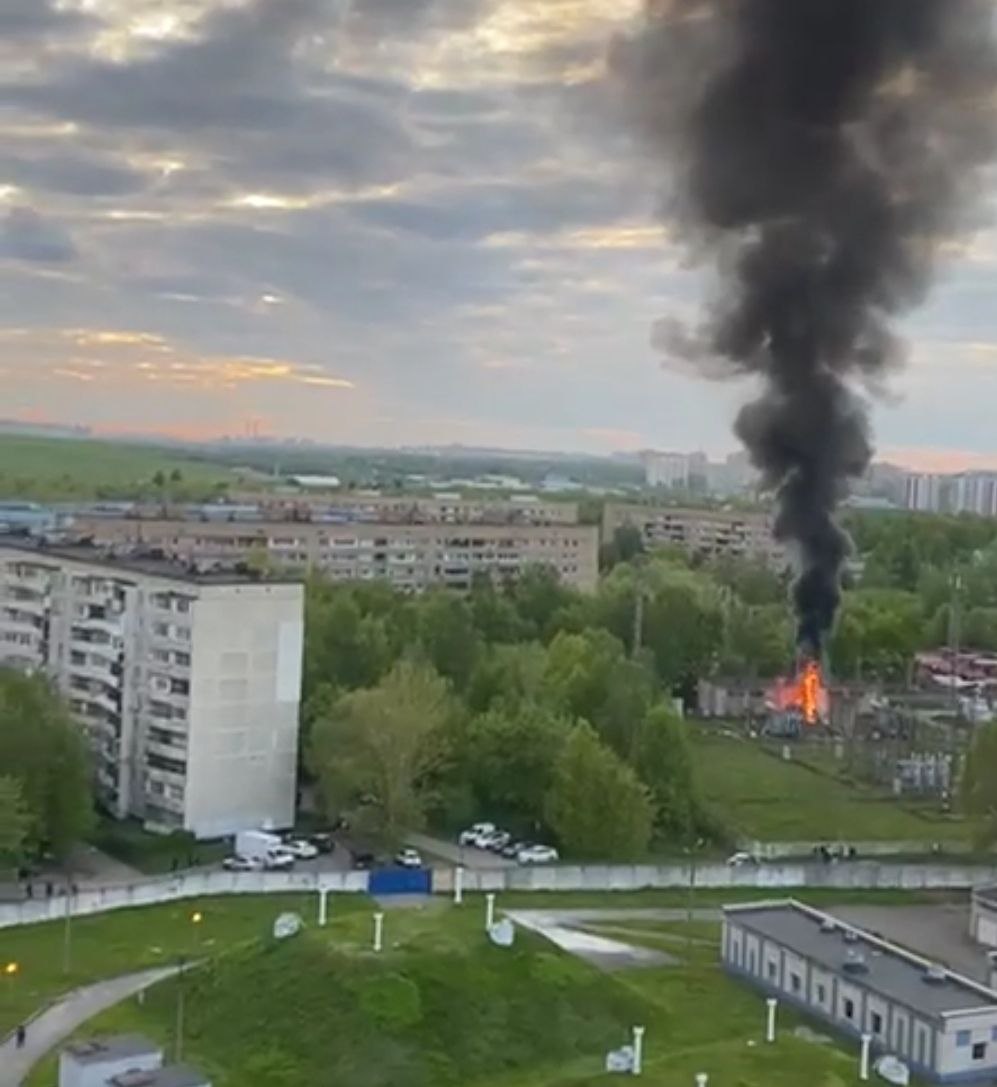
xmin=434 ymin=861 xmax=997 ymax=895
xmin=750 ymin=840 xmax=976 ymax=859
xmin=0 ymin=869 xmax=367 ymax=930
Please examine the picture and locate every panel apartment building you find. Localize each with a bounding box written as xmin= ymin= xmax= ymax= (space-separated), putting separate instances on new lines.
xmin=70 ymin=510 xmax=600 ymax=593
xmin=0 ymin=542 xmax=303 ymax=839
xmin=603 ymin=503 xmax=787 ymax=567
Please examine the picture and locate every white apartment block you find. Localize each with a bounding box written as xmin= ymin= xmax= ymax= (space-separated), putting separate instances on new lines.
xmin=69 ymin=517 xmax=600 ymax=593
xmin=603 ymin=503 xmax=787 ymax=568
xmin=0 ymin=542 xmax=303 ymax=839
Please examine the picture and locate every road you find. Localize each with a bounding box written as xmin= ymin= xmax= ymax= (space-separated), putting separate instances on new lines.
xmin=406 ymin=832 xmax=516 ymax=869
xmin=0 ymin=966 xmax=180 ymax=1087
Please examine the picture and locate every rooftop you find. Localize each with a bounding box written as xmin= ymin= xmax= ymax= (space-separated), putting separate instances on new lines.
xmin=63 ymin=1034 xmax=161 ymax=1066
xmin=108 ymin=1065 xmax=208 ymax=1087
xmin=0 ymin=538 xmax=301 ymax=587
xmin=726 ymin=900 xmax=997 ymax=1017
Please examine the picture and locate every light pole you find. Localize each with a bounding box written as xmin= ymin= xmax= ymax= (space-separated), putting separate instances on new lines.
xmin=685 ymin=838 xmax=705 ymax=947
xmin=63 ymin=876 xmax=76 ymax=975
xmin=176 ymin=910 xmax=203 ymax=1061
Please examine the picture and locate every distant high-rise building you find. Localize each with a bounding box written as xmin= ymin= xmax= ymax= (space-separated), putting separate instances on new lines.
xmin=641 ymin=450 xmax=694 ymax=490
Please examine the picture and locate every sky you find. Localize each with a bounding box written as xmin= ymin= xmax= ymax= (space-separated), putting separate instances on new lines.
xmin=4 ymin=0 xmax=997 ymax=468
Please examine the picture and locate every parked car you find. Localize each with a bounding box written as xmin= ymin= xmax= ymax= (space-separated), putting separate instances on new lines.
xmin=501 ymin=840 xmax=529 ymax=859
xmin=262 ymin=850 xmax=295 ymax=871
xmin=283 ymin=838 xmax=319 ymax=860
xmin=394 ymin=848 xmax=423 ymax=868
xmin=486 ymin=830 xmax=512 ymax=852
xmin=351 ymin=849 xmax=375 ymax=870
xmin=458 ymin=822 xmax=496 ymax=847
xmin=517 ymin=845 xmax=558 ymax=865
xmin=309 ymin=832 xmax=336 ymax=854
xmin=222 ymin=854 xmax=261 ymax=872
xmin=726 ymin=851 xmax=759 ymax=867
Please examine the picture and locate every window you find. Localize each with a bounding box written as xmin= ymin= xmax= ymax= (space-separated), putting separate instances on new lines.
xmin=767 ymin=961 xmax=777 ymax=981
xmin=871 ymin=1013 xmax=883 ymax=1036
xmin=974 ymin=1043 xmax=987 ymax=1062
xmin=957 ymin=1031 xmax=972 ymax=1049
xmin=844 ymin=999 xmax=855 ymax=1021
xmin=816 ymin=984 xmax=827 ymax=1004
xmin=790 ymin=974 xmax=801 ymax=994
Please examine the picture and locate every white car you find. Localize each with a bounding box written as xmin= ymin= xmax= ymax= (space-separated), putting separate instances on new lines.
xmin=222 ymin=854 xmax=261 ymax=872
xmin=283 ymin=838 xmax=319 ymax=860
xmin=726 ymin=851 xmax=758 ymax=867
xmin=517 ymin=845 xmax=559 ymax=865
xmin=263 ymin=849 xmax=295 ymax=871
xmin=395 ymin=848 xmax=423 ymax=868
xmin=459 ymin=822 xmax=496 ymax=847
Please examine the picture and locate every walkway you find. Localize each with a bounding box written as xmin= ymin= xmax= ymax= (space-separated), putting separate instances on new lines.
xmin=0 ymin=966 xmax=179 ymax=1087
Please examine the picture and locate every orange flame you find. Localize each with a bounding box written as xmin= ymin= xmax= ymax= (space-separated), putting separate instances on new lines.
xmin=769 ymin=659 xmax=829 ymax=725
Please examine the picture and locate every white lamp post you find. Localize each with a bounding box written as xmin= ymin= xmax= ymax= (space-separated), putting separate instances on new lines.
xmin=632 ymin=1026 xmax=645 ymax=1076
xmin=860 ymin=1033 xmax=872 ymax=1081
xmin=373 ymin=912 xmax=384 ymax=952
xmin=485 ymin=892 xmax=496 ymax=930
xmin=454 ymin=866 xmax=464 ymax=905
xmin=695 ymin=1075 xmax=709 ymax=1087
xmin=765 ymin=998 xmax=778 ymax=1043
xmin=318 ymin=888 xmax=330 ymax=927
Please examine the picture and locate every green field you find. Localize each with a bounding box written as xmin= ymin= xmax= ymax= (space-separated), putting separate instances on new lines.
xmin=23 ymin=902 xmax=871 ymax=1087
xmin=0 ymin=892 xmax=366 ymax=1037
xmin=692 ymin=732 xmax=971 ymax=844
xmin=0 ymin=434 xmax=242 ymax=501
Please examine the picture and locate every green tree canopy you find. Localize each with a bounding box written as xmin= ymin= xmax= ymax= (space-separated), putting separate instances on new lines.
xmin=962 ymin=723 xmax=997 ymax=846
xmin=0 ymin=669 xmax=93 ymax=858
xmin=0 ymin=775 xmax=30 ymax=864
xmin=545 ymin=723 xmax=652 ymax=861
xmin=632 ymin=705 xmax=698 ymax=845
xmin=309 ymin=661 xmax=455 ymax=845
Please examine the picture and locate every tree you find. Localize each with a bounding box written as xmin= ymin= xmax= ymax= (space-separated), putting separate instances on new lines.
xmin=468 ymin=575 xmax=530 ymax=643
xmin=0 ymin=669 xmax=93 ymax=858
xmin=309 ymin=661 xmax=454 ymax=845
xmin=0 ymin=776 xmax=30 ymax=864
xmin=599 ymin=525 xmax=645 ymax=571
xmin=303 ymin=582 xmax=395 ymax=698
xmin=511 ymin=566 xmax=574 ymax=641
xmin=465 ymin=704 xmax=572 ymax=825
xmin=151 ymin=469 xmax=166 ymax=488
xmin=962 ymin=723 xmax=997 ymax=846
xmin=828 ymin=590 xmax=925 ymax=681
xmin=545 ymin=723 xmax=652 ymax=860
xmin=466 ymin=643 xmax=547 ymax=714
xmin=415 ymin=591 xmax=480 ymax=691
xmin=632 ymin=705 xmax=698 ymax=845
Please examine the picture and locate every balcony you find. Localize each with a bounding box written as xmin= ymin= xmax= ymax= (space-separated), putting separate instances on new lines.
xmin=0 ymin=615 xmax=43 ymax=640
xmin=145 ymin=737 xmax=188 ymax=763
xmin=70 ymin=658 xmax=121 ymax=687
xmin=77 ymin=615 xmax=124 ymax=638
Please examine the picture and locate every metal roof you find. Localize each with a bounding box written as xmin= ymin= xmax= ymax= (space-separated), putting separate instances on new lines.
xmin=63 ymin=1034 xmax=161 ymax=1065
xmin=726 ymin=900 xmax=997 ymax=1018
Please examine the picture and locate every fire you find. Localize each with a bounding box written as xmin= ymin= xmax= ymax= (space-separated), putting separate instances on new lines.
xmin=768 ymin=659 xmax=829 ymax=725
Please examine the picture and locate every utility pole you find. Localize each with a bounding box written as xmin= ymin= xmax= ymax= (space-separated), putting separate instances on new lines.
xmin=632 ymin=556 xmax=648 ymax=657
xmin=949 ymin=573 xmax=962 ymax=715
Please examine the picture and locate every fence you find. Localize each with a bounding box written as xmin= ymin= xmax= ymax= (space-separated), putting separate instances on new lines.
xmin=0 ymin=868 xmax=368 ymax=930
xmin=746 ymin=840 xmax=976 ymax=859
xmin=4 ymin=861 xmax=997 ymax=930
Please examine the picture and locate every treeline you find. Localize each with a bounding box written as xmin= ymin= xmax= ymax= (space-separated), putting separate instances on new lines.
xmin=302 ymin=556 xmax=794 ymax=856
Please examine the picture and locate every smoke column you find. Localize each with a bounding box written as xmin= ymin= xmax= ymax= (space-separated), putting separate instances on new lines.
xmin=613 ymin=0 xmax=997 ymax=656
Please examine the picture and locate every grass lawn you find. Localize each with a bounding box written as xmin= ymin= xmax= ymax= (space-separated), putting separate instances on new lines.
xmin=0 ymin=434 xmax=240 ymax=501
xmin=692 ymin=732 xmax=971 ymax=844
xmin=23 ymin=903 xmax=875 ymax=1087
xmin=0 ymin=892 xmax=370 ymax=1037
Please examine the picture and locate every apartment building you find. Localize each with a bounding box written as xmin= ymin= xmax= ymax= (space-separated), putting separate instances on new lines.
xmin=0 ymin=542 xmax=303 ymax=839
xmin=603 ymin=503 xmax=787 ymax=567
xmin=724 ymin=900 xmax=997 ymax=1084
xmin=69 ymin=516 xmax=600 ymax=592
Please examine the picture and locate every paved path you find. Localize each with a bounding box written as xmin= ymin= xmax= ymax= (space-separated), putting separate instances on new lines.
xmin=0 ymin=966 xmax=179 ymax=1087
xmin=505 ymin=908 xmax=721 ymax=971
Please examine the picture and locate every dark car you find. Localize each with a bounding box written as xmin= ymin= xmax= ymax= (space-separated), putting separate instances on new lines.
xmin=501 ymin=840 xmax=529 ymax=859
xmin=351 ymin=849 xmax=375 ymax=870
xmin=310 ymin=832 xmax=336 ymax=854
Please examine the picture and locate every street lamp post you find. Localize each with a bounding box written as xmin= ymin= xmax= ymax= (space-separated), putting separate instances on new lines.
xmin=176 ymin=910 xmax=203 ymax=1061
xmin=686 ymin=838 xmax=705 ymax=948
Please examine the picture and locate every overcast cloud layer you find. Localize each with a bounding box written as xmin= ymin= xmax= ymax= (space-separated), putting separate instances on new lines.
xmin=3 ymin=0 xmax=997 ymax=465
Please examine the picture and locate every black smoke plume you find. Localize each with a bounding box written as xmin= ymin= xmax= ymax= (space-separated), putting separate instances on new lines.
xmin=613 ymin=0 xmax=997 ymax=656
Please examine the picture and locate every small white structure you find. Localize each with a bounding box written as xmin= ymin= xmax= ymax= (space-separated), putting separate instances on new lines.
xmin=59 ymin=1036 xmax=162 ymax=1087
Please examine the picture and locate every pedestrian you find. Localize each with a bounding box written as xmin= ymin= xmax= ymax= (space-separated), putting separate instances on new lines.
xmin=15 ymin=1024 xmax=26 ymax=1048
xmin=25 ymin=882 xmax=32 ymax=900
xmin=45 ymin=881 xmax=53 ymax=898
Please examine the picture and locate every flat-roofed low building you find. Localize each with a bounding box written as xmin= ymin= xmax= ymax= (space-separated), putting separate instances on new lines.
xmin=603 ymin=503 xmax=786 ymax=568
xmin=107 ymin=1066 xmax=211 ymax=1087
xmin=59 ymin=1035 xmax=162 ymax=1087
xmin=723 ymin=899 xmax=997 ymax=1083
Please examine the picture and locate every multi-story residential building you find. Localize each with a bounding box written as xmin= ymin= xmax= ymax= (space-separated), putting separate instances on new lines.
xmin=603 ymin=503 xmax=787 ymax=568
xmin=0 ymin=541 xmax=303 ymax=839
xmin=724 ymin=900 xmax=997 ymax=1084
xmin=68 ymin=516 xmax=600 ymax=592
xmin=640 ymin=450 xmax=696 ymax=490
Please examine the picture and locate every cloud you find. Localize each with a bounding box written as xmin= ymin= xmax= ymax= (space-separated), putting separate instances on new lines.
xmin=0 ymin=206 xmax=77 ymax=262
